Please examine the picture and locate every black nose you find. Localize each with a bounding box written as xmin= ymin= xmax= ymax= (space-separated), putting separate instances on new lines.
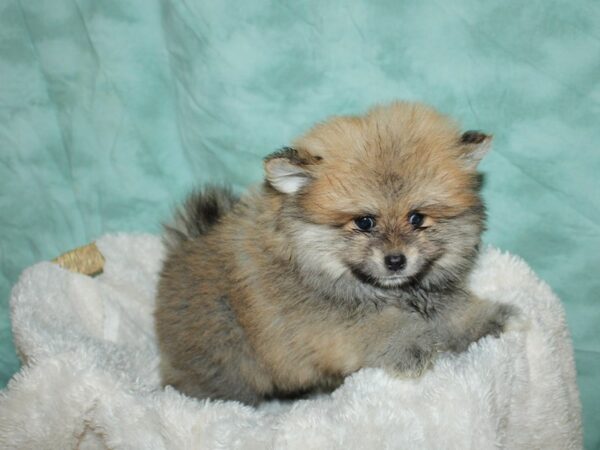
xmin=384 ymin=253 xmax=406 ymax=272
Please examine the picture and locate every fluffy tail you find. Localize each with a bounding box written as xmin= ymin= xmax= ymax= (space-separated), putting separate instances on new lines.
xmin=163 ymin=185 xmax=238 ymax=252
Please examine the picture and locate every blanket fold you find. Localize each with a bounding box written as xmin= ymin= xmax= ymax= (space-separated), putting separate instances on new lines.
xmin=0 ymin=234 xmax=582 ymax=449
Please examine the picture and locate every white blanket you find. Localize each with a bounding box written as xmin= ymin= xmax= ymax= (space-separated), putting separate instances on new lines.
xmin=0 ymin=234 xmax=582 ymax=449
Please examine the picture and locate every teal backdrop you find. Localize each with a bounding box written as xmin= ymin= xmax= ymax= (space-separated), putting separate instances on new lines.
xmin=1 ymin=0 xmax=598 ymax=446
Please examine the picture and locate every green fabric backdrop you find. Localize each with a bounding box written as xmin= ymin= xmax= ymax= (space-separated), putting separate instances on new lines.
xmin=1 ymin=0 xmax=598 ymax=446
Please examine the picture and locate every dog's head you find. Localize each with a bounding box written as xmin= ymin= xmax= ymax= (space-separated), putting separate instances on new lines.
xmin=265 ymin=102 xmax=490 ymax=293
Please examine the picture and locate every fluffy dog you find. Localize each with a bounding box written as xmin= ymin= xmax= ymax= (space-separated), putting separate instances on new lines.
xmin=155 ymin=101 xmax=516 ymax=405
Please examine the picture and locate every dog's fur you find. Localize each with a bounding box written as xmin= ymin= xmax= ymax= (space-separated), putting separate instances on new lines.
xmin=155 ymin=101 xmax=516 ymax=405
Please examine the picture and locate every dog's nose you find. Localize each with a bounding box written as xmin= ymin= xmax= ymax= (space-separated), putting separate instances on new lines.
xmin=384 ymin=253 xmax=406 ymax=272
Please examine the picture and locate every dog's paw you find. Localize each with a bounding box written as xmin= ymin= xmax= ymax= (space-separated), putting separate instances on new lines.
xmin=393 ymin=344 xmax=436 ymax=378
xmin=482 ymin=303 xmax=525 ymax=338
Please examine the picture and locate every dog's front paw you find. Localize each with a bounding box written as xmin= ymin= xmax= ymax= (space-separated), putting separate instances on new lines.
xmin=438 ymin=300 xmax=527 ymax=354
xmin=393 ymin=343 xmax=436 ymax=378
xmin=480 ymin=302 xmax=523 ymax=338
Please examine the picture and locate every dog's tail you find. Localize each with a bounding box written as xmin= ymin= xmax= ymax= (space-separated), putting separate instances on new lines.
xmin=163 ymin=185 xmax=238 ymax=253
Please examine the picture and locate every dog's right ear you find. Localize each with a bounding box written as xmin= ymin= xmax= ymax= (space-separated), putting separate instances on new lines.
xmin=264 ymin=147 xmax=321 ymax=194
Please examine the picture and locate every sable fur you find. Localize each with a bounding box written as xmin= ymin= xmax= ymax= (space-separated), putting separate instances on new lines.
xmin=154 ymin=101 xmax=516 ymax=405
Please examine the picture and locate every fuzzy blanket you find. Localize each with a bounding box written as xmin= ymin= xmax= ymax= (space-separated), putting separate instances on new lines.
xmin=0 ymin=234 xmax=582 ymax=449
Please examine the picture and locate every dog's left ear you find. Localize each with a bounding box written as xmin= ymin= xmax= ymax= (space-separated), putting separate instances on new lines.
xmin=264 ymin=147 xmax=320 ymax=194
xmin=458 ymin=131 xmax=492 ymax=170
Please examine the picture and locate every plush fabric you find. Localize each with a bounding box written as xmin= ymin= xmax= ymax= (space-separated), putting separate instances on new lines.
xmin=0 ymin=235 xmax=582 ymax=449
xmin=1 ymin=0 xmax=598 ymax=446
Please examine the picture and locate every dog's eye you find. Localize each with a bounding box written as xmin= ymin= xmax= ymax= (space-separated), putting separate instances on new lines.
xmin=354 ymin=216 xmax=376 ymax=231
xmin=408 ymin=212 xmax=425 ymax=228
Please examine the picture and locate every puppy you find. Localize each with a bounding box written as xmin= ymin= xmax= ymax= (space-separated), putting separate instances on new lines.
xmin=155 ymin=101 xmax=516 ymax=405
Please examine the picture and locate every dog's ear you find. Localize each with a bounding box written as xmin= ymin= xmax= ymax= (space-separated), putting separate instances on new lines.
xmin=264 ymin=147 xmax=321 ymax=194
xmin=458 ymin=131 xmax=492 ymax=169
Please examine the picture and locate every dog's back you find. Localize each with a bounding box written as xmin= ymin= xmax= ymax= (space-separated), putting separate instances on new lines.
xmin=156 ymin=186 xmax=272 ymax=404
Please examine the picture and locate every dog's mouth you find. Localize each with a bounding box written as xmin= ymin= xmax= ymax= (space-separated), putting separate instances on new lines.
xmin=349 ymin=266 xmax=410 ymax=289
xmin=348 ymin=255 xmax=439 ymax=290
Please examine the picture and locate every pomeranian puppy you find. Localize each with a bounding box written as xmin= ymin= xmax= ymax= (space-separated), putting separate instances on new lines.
xmin=155 ymin=101 xmax=516 ymax=405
